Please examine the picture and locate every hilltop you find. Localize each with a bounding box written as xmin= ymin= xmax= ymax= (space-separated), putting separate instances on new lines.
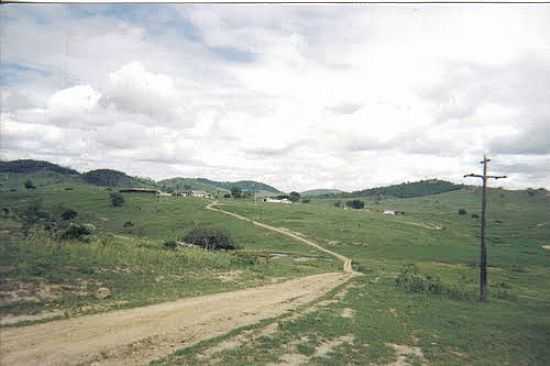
xmin=301 ymin=188 xmax=347 ymax=197
xmin=159 ymin=177 xmax=282 ymax=195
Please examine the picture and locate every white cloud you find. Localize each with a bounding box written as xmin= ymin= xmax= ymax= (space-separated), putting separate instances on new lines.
xmin=2 ymin=4 xmax=550 ymax=191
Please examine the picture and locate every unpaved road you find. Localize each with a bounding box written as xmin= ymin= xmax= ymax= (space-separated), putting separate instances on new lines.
xmin=206 ymin=201 xmax=353 ymax=273
xmin=1 ymin=201 xmax=354 ymax=366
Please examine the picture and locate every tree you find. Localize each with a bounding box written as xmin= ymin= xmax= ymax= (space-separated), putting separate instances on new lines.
xmin=24 ymin=179 xmax=36 ymax=190
xmin=346 ymin=199 xmax=365 ymax=209
xmin=231 ymin=186 xmax=242 ymax=199
xmin=110 ymin=192 xmax=125 ymax=207
xmin=61 ymin=208 xmax=78 ymax=221
xmin=289 ymin=191 xmax=301 ymax=202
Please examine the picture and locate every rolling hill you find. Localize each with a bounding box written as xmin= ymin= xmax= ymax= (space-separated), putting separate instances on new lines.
xmin=159 ymin=177 xmax=282 ymax=195
xmin=301 ymin=189 xmax=346 ymax=197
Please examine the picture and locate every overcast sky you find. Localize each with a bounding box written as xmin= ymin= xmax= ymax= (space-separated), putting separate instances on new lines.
xmin=1 ymin=4 xmax=549 ymax=192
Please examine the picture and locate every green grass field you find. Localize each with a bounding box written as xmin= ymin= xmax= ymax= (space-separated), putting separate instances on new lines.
xmin=0 ymin=185 xmax=338 ymax=322
xmin=2 ymin=179 xmax=549 ymax=365
xmin=183 ymin=188 xmax=549 ymax=365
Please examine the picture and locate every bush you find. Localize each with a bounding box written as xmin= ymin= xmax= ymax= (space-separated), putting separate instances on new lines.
xmin=110 ymin=192 xmax=125 ymax=207
xmin=61 ymin=208 xmax=78 ymax=221
xmin=334 ymin=200 xmax=342 ymax=208
xmin=24 ymin=179 xmax=36 ymax=190
xmin=184 ymin=227 xmax=237 ymax=251
xmin=223 ymin=193 xmax=231 ymax=199
xmin=123 ymin=221 xmax=135 ymax=228
xmin=302 ymin=198 xmax=311 ymax=203
xmin=395 ymin=264 xmax=474 ymax=301
xmin=471 ymin=213 xmax=479 ymax=219
xmin=64 ymin=187 xmax=74 ymax=191
xmin=60 ymin=223 xmax=96 ymax=241
xmin=289 ymin=191 xmax=301 ymax=202
xmin=231 ymin=187 xmax=242 ymax=199
xmin=458 ymin=208 xmax=467 ymax=215
xmin=346 ymin=199 xmax=365 ymax=209
xmin=163 ymin=240 xmax=178 ymax=250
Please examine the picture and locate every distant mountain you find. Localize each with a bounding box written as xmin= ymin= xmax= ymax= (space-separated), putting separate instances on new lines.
xmin=0 ymin=159 xmax=79 ymax=176
xmin=83 ymin=169 xmax=157 ymax=188
xmin=350 ymin=179 xmax=463 ymax=199
xmin=159 ymin=177 xmax=282 ymax=195
xmin=301 ymin=189 xmax=346 ymax=197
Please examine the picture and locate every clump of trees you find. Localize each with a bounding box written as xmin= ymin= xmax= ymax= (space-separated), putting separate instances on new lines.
xmin=346 ymin=199 xmax=365 ymax=209
xmin=60 ymin=223 xmax=96 ymax=242
xmin=184 ymin=227 xmax=237 ymax=251
xmin=24 ymin=179 xmax=36 ymax=190
xmin=110 ymin=192 xmax=125 ymax=207
xmin=231 ymin=186 xmax=242 ymax=199
xmin=289 ymin=191 xmax=301 ymax=202
xmin=61 ymin=208 xmax=78 ymax=221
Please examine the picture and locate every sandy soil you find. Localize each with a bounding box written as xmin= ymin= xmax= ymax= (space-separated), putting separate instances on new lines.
xmin=1 ymin=201 xmax=355 ymax=366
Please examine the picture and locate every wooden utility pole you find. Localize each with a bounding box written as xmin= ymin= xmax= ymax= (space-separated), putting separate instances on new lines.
xmin=464 ymin=155 xmax=507 ymax=302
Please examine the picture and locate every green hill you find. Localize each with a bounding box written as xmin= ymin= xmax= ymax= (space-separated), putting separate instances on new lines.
xmin=82 ymin=169 xmax=156 ymax=188
xmin=0 ymin=159 xmax=82 ymax=191
xmin=301 ymin=189 xmax=346 ymax=197
xmin=0 ymin=159 xmax=79 ymax=176
xmin=159 ymin=177 xmax=282 ymax=195
xmin=332 ymin=179 xmax=463 ymax=199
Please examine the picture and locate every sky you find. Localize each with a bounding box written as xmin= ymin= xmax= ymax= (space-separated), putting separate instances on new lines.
xmin=1 ymin=4 xmax=550 ymax=192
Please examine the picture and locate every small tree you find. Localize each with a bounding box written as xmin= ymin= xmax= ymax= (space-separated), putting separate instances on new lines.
xmin=231 ymin=186 xmax=242 ymax=199
xmin=24 ymin=179 xmax=36 ymax=190
xmin=61 ymin=208 xmax=78 ymax=221
xmin=110 ymin=192 xmax=125 ymax=207
xmin=346 ymin=199 xmax=365 ymax=209
xmin=289 ymin=191 xmax=301 ymax=202
xmin=458 ymin=208 xmax=467 ymax=215
xmin=334 ymin=200 xmax=342 ymax=208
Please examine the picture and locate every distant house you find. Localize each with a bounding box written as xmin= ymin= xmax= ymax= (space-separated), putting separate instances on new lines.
xmin=383 ymin=210 xmax=396 ymax=215
xmin=178 ymin=190 xmax=210 ymax=198
xmin=264 ymin=198 xmax=292 ymax=204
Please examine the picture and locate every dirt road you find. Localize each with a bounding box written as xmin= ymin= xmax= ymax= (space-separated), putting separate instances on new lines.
xmin=206 ymin=201 xmax=353 ymax=273
xmin=1 ymin=201 xmax=354 ymax=366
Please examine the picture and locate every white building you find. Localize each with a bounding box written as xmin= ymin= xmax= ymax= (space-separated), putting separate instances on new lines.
xmin=264 ymin=198 xmax=292 ymax=204
xmin=383 ymin=210 xmax=396 ymax=215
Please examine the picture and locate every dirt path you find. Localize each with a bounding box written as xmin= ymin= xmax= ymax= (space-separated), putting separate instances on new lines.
xmin=1 ymin=201 xmax=355 ymax=366
xmin=206 ymin=201 xmax=353 ymax=273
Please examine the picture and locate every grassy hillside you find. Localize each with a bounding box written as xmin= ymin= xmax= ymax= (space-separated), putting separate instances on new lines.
xmin=196 ymin=188 xmax=550 ymax=365
xmin=0 ymin=186 xmax=338 ymax=322
xmin=159 ymin=177 xmax=282 ymax=195
xmin=82 ymin=169 xmax=157 ymax=188
xmin=301 ymin=188 xmax=346 ymax=197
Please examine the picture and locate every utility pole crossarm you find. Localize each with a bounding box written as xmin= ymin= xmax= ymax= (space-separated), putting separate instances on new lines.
xmin=487 ymin=175 xmax=507 ymax=180
xmin=464 ymin=173 xmax=483 ymax=179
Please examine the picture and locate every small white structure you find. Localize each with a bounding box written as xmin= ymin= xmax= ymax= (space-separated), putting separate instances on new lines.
xmin=190 ymin=190 xmax=209 ymax=198
xmin=383 ymin=210 xmax=396 ymax=215
xmin=264 ymin=198 xmax=292 ymax=204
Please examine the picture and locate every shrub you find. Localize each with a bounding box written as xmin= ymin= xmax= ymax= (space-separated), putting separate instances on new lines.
xmin=458 ymin=208 xmax=467 ymax=215
xmin=395 ymin=264 xmax=474 ymax=301
xmin=64 ymin=187 xmax=74 ymax=191
xmin=231 ymin=187 xmax=242 ymax=199
xmin=289 ymin=191 xmax=301 ymax=202
xmin=123 ymin=221 xmax=135 ymax=228
xmin=334 ymin=200 xmax=342 ymax=208
xmin=302 ymin=198 xmax=311 ymax=203
xmin=163 ymin=240 xmax=178 ymax=250
xmin=223 ymin=193 xmax=231 ymax=199
xmin=346 ymin=199 xmax=365 ymax=209
xmin=471 ymin=213 xmax=479 ymax=219
xmin=184 ymin=227 xmax=237 ymax=251
xmin=61 ymin=208 xmax=78 ymax=221
xmin=60 ymin=223 xmax=96 ymax=241
xmin=110 ymin=192 xmax=125 ymax=207
xmin=24 ymin=179 xmax=36 ymax=190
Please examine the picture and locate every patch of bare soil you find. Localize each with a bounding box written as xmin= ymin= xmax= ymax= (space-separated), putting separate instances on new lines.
xmin=341 ymin=307 xmax=355 ymax=319
xmin=1 ymin=310 xmax=65 ymax=326
xmin=269 ymin=334 xmax=355 ymax=365
xmin=386 ymin=343 xmax=427 ymax=366
xmin=1 ymin=272 xmax=351 ymax=366
xmin=216 ymin=270 xmax=243 ymax=283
